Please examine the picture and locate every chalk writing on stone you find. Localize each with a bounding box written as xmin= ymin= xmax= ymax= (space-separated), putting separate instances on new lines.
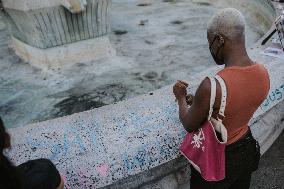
xmin=261 ymin=84 xmax=284 ymax=110
xmin=96 ymin=164 xmax=109 ymax=178
xmin=122 ymin=134 xmax=182 ymax=174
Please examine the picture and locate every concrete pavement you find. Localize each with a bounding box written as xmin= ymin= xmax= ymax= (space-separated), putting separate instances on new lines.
xmin=250 ymin=131 xmax=284 ymax=189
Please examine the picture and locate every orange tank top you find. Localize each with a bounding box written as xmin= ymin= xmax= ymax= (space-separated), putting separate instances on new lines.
xmin=217 ymin=64 xmax=270 ymax=145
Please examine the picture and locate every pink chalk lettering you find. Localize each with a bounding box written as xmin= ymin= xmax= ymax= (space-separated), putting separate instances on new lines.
xmin=96 ymin=164 xmax=109 ymax=178
xmin=60 ymin=174 xmax=71 ymax=189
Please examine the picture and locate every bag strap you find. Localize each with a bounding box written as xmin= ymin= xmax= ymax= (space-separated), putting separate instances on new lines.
xmin=214 ymin=75 xmax=227 ymax=119
xmin=207 ymin=77 xmax=216 ymax=120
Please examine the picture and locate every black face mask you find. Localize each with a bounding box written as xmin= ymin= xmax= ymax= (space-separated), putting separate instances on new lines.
xmin=209 ymin=35 xmax=224 ymax=65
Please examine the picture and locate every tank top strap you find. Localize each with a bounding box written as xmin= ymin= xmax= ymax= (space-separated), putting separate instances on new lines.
xmin=207 ymin=76 xmax=216 ymax=120
xmin=214 ymin=75 xmax=227 ymax=118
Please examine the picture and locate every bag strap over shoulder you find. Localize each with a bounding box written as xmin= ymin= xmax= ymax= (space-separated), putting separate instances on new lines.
xmin=207 ymin=77 xmax=216 ymax=120
xmin=214 ymin=75 xmax=227 ymax=118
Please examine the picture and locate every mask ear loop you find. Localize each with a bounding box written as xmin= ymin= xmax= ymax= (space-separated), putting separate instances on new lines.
xmin=209 ymin=34 xmax=224 ymax=54
xmin=209 ymin=35 xmax=218 ymax=50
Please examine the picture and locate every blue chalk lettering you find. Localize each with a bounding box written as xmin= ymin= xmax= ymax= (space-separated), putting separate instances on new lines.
xmin=269 ymin=92 xmax=276 ymax=102
xmin=49 ymin=144 xmax=62 ymax=161
xmin=280 ymin=85 xmax=284 ymax=92
xmin=63 ymin=133 xmax=86 ymax=157
xmin=122 ymin=154 xmax=134 ymax=172
xmin=275 ymin=89 xmax=283 ymax=101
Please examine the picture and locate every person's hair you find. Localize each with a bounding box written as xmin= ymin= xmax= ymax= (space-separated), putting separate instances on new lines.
xmin=17 ymin=158 xmax=61 ymax=189
xmin=207 ymin=8 xmax=246 ymax=41
xmin=0 ymin=117 xmax=22 ymax=189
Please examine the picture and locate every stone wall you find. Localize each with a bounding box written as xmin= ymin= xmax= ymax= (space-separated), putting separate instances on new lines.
xmin=103 ymin=100 xmax=284 ymax=189
xmin=6 ymin=56 xmax=284 ymax=188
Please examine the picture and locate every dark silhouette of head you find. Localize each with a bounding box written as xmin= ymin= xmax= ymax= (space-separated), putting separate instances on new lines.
xmin=17 ymin=158 xmax=63 ymax=189
xmin=0 ymin=117 xmax=64 ymax=189
xmin=0 ymin=117 xmax=22 ymax=189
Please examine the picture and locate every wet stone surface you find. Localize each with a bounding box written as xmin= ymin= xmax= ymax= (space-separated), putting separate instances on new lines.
xmin=0 ymin=0 xmax=274 ymax=128
xmin=47 ymin=83 xmax=130 ymax=119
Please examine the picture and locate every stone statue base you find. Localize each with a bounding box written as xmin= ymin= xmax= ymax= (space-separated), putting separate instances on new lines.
xmin=11 ymin=36 xmax=115 ymax=70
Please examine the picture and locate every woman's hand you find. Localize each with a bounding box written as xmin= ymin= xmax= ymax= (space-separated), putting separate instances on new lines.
xmin=186 ymin=94 xmax=194 ymax=106
xmin=173 ymin=80 xmax=189 ymax=100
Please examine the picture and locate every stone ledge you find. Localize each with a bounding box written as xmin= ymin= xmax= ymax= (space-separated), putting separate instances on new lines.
xmin=11 ymin=36 xmax=116 ymax=70
xmin=102 ymin=90 xmax=284 ymax=189
xmin=6 ymin=57 xmax=284 ymax=188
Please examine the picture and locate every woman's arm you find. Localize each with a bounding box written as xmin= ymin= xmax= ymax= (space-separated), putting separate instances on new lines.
xmin=173 ymin=78 xmax=211 ymax=132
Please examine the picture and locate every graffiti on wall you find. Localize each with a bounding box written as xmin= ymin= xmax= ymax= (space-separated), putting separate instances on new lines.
xmin=22 ymin=99 xmax=185 ymax=186
xmin=261 ymin=84 xmax=284 ymax=110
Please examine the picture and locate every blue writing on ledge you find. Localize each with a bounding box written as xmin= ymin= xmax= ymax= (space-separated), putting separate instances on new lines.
xmin=261 ymin=84 xmax=284 ymax=110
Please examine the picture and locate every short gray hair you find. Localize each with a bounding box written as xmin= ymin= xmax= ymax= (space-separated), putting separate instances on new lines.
xmin=207 ymin=8 xmax=246 ymax=40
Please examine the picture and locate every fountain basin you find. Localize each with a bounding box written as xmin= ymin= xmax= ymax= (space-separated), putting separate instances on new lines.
xmin=2 ymin=0 xmax=283 ymax=188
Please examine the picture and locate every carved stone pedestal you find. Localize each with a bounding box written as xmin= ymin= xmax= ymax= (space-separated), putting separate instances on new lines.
xmin=2 ymin=0 xmax=113 ymax=69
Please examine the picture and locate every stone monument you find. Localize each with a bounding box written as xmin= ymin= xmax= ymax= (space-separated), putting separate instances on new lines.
xmin=2 ymin=0 xmax=115 ymax=70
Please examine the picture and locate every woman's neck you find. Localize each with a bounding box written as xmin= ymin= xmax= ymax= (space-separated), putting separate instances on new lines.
xmin=224 ymin=46 xmax=254 ymax=68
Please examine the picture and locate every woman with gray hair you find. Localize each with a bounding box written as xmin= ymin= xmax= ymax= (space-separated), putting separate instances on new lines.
xmin=173 ymin=8 xmax=270 ymax=189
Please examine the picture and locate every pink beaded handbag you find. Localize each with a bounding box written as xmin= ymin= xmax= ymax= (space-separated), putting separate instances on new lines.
xmin=180 ymin=75 xmax=228 ymax=181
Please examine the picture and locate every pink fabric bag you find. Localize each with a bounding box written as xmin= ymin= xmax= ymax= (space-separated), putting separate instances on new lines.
xmin=180 ymin=76 xmax=228 ymax=181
